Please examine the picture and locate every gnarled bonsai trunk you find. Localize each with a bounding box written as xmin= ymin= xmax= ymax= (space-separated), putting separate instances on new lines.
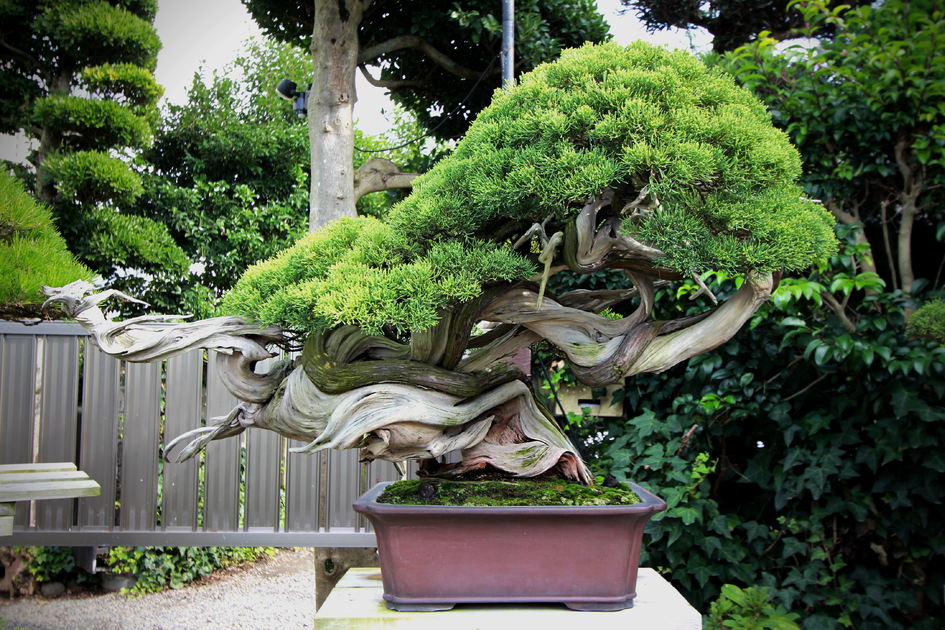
xmin=44 ymin=193 xmax=775 ymax=485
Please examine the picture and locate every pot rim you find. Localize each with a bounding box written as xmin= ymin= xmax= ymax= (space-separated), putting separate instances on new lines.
xmin=353 ymin=480 xmax=667 ymax=516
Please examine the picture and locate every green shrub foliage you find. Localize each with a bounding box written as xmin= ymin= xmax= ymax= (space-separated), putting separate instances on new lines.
xmin=103 ymin=546 xmax=272 ymax=593
xmin=225 ymin=42 xmax=836 ymax=336
xmin=910 ymin=300 xmax=945 ymax=344
xmin=0 ymin=170 xmax=94 ymax=319
xmin=22 ymin=545 xmax=272 ymax=594
xmin=708 ymin=584 xmax=801 ymax=630
xmin=573 ymin=224 xmax=944 ymax=630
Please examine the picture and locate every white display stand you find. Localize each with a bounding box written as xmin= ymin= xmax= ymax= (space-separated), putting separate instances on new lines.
xmin=315 ymin=567 xmax=702 ymax=629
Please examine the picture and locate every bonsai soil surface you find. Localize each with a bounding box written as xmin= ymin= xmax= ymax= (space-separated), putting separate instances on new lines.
xmin=376 ymin=477 xmax=641 ymax=507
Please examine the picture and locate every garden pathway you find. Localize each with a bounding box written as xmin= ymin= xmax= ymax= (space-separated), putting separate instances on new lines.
xmin=0 ymin=548 xmax=316 ymax=630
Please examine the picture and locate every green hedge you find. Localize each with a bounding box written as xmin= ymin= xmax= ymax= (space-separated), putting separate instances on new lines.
xmin=569 ymin=224 xmax=944 ymax=630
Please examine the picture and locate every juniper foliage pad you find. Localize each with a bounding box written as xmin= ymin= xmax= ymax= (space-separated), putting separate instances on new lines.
xmin=224 ymin=42 xmax=836 ymax=336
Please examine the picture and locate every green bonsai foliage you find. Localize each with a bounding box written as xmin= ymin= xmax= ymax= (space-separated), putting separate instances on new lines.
xmin=910 ymin=300 xmax=945 ymax=344
xmin=0 ymin=170 xmax=94 ymax=320
xmin=224 ymin=42 xmax=836 ymax=338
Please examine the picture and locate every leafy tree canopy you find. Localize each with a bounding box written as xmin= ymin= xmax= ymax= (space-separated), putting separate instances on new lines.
xmin=713 ymin=0 xmax=945 ymax=334
xmin=242 ymin=0 xmax=611 ymax=140
xmin=620 ymin=0 xmax=872 ymax=52
xmin=223 ymin=42 xmax=837 ymax=336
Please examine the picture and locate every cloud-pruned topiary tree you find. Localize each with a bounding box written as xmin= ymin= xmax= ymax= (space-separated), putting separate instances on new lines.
xmin=0 ymin=0 xmax=188 ymax=285
xmin=44 ymin=42 xmax=838 ymax=484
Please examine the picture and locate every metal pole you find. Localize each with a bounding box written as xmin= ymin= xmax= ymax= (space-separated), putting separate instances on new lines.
xmin=502 ymin=0 xmax=514 ymax=88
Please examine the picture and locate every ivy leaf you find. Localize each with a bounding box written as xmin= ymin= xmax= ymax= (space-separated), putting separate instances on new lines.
xmin=687 ymin=555 xmax=717 ymax=588
xmin=630 ymin=409 xmax=662 ymax=439
xmin=781 ymin=536 xmax=808 ymax=559
xmin=741 ymin=520 xmax=769 ymax=543
xmin=671 ymin=505 xmax=703 ymax=526
xmin=891 ymin=384 xmax=935 ymax=421
xmin=702 ymin=536 xmax=723 ymax=558
xmin=922 ymin=452 xmax=945 ymax=473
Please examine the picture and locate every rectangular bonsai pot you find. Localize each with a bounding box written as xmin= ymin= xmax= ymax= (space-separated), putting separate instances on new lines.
xmin=353 ymin=480 xmax=666 ymax=611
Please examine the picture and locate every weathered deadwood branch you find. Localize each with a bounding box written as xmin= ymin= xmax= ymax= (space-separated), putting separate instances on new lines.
xmin=41 ymin=280 xmax=282 ymax=362
xmin=481 ymin=273 xmax=775 ymax=386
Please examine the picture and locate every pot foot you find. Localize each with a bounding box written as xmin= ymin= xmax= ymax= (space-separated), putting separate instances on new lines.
xmin=565 ymin=598 xmax=634 ymax=611
xmin=385 ymin=600 xmax=456 ymax=612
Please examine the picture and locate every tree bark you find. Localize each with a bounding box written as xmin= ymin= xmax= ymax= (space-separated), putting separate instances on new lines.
xmin=825 ymin=198 xmax=878 ymax=276
xmin=353 ymin=157 xmax=418 ymax=201
xmin=894 ymin=135 xmax=923 ymax=295
xmin=308 ymin=0 xmax=371 ymax=231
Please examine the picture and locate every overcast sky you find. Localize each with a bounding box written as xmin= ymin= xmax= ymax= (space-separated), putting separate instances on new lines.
xmin=0 ymin=0 xmax=709 ymax=162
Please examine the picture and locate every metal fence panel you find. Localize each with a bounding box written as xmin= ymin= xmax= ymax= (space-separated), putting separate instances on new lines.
xmin=243 ymin=356 xmax=283 ymax=531
xmin=120 ymin=361 xmax=162 ymax=531
xmin=0 ymin=333 xmax=37 ymax=530
xmin=77 ymin=348 xmax=121 ymax=530
xmin=162 ymin=351 xmax=202 ymax=531
xmin=285 ymin=444 xmax=320 ymax=533
xmin=35 ymin=335 xmax=80 ymax=531
xmin=0 ymin=323 xmax=406 ymax=547
xmin=203 ymin=351 xmax=240 ymax=532
xmin=328 ymin=449 xmax=363 ymax=531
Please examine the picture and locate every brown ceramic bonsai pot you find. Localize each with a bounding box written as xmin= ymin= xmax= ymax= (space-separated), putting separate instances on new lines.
xmin=353 ymin=480 xmax=666 ymax=611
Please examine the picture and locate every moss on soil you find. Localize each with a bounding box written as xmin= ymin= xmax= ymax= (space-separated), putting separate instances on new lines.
xmin=377 ymin=478 xmax=641 ymax=507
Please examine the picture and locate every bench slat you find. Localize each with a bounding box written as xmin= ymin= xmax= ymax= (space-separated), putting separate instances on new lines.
xmin=0 ymin=471 xmax=88 ymax=484
xmin=0 ymin=479 xmax=100 ymax=502
xmin=0 ymin=463 xmax=78 ymax=474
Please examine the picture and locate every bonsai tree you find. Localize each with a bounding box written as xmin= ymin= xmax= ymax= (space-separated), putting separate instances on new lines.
xmin=43 ymin=42 xmax=838 ymax=484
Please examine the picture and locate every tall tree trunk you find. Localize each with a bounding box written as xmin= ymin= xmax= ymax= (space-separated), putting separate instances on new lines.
xmin=895 ymin=135 xmax=923 ymax=295
xmin=308 ymin=0 xmax=369 ymax=231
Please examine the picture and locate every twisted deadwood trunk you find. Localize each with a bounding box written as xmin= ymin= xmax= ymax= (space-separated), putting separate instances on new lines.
xmin=42 ymin=196 xmax=776 ymax=484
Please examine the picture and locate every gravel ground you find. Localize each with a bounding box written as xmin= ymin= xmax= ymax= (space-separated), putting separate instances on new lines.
xmin=0 ymin=548 xmax=317 ymax=630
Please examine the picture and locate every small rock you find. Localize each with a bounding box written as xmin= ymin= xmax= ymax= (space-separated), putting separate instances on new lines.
xmin=40 ymin=581 xmax=66 ymax=598
xmin=101 ymin=572 xmax=137 ymax=592
xmin=417 ymin=482 xmax=436 ymax=501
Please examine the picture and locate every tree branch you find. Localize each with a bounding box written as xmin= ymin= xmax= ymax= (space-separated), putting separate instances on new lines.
xmin=894 ymin=134 xmax=923 ymax=295
xmin=0 ymin=36 xmax=48 ymax=84
xmin=821 ymin=290 xmax=857 ymax=333
xmin=353 ymin=157 xmax=418 ymax=201
xmin=358 ymin=35 xmax=502 ymax=80
xmin=880 ymin=198 xmax=899 ymax=291
xmin=825 ymin=196 xmax=877 ymax=276
xmin=783 ymin=373 xmax=829 ymax=403
xmin=357 ymin=64 xmax=427 ymax=91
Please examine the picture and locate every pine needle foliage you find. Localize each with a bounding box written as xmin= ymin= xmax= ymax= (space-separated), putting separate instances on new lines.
xmin=224 ymin=42 xmax=837 ymax=336
xmin=910 ymin=300 xmax=945 ymax=344
xmin=223 ymin=217 xmax=533 ymax=335
xmin=388 ymin=41 xmax=836 ymax=275
xmin=0 ymin=171 xmax=94 ymax=319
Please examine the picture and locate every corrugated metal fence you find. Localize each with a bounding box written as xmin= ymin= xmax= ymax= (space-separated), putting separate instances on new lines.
xmin=0 ymin=321 xmax=409 ymax=547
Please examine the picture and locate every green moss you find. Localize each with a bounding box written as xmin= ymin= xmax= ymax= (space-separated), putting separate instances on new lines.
xmin=377 ymin=478 xmax=641 ymax=507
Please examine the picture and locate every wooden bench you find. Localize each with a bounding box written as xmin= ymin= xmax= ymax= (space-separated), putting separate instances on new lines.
xmin=0 ymin=463 xmax=101 ymax=536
